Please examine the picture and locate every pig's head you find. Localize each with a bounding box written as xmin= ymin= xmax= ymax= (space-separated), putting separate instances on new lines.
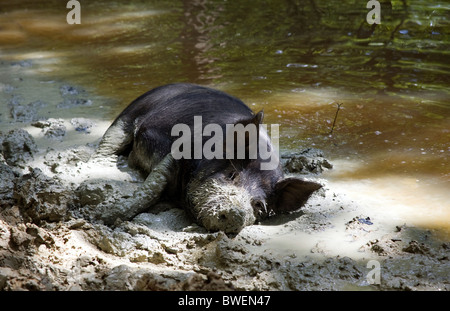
xmin=185 ymin=111 xmax=322 ymax=234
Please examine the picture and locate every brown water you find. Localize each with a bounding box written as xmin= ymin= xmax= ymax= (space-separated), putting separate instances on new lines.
xmin=0 ymin=0 xmax=449 ymax=237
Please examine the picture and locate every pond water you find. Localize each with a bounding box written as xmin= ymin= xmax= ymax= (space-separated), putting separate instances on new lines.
xmin=0 ymin=0 xmax=449 ymax=237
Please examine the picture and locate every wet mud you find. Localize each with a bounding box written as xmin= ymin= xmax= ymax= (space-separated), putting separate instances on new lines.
xmin=0 ymin=60 xmax=448 ymax=291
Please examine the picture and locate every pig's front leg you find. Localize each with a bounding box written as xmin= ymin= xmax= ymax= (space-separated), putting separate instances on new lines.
xmin=101 ymin=153 xmax=176 ymax=225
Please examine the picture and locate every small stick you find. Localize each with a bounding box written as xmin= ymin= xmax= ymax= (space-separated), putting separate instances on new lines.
xmin=329 ymin=102 xmax=343 ymax=135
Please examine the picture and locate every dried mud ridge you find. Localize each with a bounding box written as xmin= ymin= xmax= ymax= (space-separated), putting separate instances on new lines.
xmin=1 ymin=61 xmax=448 ymax=291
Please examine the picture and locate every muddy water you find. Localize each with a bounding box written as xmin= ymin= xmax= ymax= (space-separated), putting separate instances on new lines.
xmin=0 ymin=1 xmax=449 ymax=239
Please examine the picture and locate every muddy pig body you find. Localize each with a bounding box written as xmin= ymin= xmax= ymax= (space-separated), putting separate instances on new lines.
xmin=92 ymin=83 xmax=321 ymax=234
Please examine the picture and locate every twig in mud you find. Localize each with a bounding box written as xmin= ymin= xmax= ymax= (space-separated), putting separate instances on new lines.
xmin=329 ymin=102 xmax=343 ymax=135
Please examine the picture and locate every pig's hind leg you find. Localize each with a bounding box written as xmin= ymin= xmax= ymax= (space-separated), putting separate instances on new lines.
xmin=90 ymin=118 xmax=134 ymax=164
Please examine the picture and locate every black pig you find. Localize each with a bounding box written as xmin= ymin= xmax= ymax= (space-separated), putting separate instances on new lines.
xmin=91 ymin=83 xmax=321 ymax=234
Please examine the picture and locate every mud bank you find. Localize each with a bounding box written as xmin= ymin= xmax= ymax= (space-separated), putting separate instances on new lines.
xmin=0 ymin=60 xmax=448 ymax=291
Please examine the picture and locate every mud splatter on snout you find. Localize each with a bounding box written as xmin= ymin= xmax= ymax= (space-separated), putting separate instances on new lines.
xmin=187 ymin=179 xmax=255 ymax=235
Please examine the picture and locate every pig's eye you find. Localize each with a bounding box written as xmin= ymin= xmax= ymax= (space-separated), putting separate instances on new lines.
xmin=251 ymin=199 xmax=267 ymax=214
xmin=228 ymin=171 xmax=238 ymax=181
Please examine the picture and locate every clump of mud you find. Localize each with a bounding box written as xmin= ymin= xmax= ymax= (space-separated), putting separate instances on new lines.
xmin=0 ymin=128 xmax=37 ymax=167
xmin=0 ymin=59 xmax=448 ymax=291
xmin=32 ymin=119 xmax=67 ymax=140
xmin=282 ymin=148 xmax=333 ymax=175
xmin=14 ymin=168 xmax=72 ymax=223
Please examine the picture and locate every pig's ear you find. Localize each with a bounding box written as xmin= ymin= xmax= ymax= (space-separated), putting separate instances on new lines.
xmin=271 ymin=177 xmax=322 ymax=213
xmin=252 ymin=110 xmax=264 ymax=126
xmin=238 ymin=110 xmax=264 ymax=127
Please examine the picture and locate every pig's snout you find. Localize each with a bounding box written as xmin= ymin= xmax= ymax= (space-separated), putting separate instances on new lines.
xmin=187 ymin=179 xmax=256 ymax=234
xmin=215 ymin=205 xmax=251 ymax=234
